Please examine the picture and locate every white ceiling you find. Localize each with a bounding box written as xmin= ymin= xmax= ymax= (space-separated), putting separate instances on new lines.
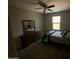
xmin=9 ymin=0 xmax=70 ymax=13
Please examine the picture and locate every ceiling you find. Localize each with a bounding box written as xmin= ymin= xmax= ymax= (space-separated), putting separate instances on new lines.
xmin=9 ymin=0 xmax=70 ymax=13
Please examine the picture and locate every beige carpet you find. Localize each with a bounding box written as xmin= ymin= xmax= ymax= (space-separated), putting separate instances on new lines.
xmin=18 ymin=41 xmax=70 ymax=59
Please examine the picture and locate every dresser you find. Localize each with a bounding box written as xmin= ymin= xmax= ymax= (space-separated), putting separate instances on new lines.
xmin=19 ymin=31 xmax=41 ymax=49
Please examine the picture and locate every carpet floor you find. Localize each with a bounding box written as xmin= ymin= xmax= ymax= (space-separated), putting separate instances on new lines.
xmin=18 ymin=41 xmax=70 ymax=59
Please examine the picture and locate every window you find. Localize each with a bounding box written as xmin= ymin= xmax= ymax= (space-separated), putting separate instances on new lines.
xmin=52 ymin=16 xmax=61 ymax=30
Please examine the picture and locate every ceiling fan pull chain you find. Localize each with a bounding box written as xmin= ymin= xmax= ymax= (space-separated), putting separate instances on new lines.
xmin=44 ymin=8 xmax=45 ymax=14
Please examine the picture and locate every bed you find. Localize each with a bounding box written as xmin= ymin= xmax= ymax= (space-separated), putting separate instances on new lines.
xmin=42 ymin=30 xmax=70 ymax=45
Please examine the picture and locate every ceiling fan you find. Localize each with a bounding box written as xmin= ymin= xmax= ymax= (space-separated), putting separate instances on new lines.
xmin=35 ymin=0 xmax=55 ymax=14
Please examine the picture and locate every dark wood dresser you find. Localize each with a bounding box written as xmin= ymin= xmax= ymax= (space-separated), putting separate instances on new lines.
xmin=19 ymin=31 xmax=41 ymax=49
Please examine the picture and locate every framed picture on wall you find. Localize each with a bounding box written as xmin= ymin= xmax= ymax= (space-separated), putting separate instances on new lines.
xmin=22 ymin=20 xmax=35 ymax=33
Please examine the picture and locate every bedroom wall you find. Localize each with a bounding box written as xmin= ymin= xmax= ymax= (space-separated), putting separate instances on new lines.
xmin=9 ymin=5 xmax=43 ymax=39
xmin=42 ymin=10 xmax=70 ymax=33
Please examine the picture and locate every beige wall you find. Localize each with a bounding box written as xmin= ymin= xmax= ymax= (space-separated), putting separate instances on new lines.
xmin=9 ymin=6 xmax=43 ymax=39
xmin=9 ymin=5 xmax=70 ymax=39
xmin=42 ymin=10 xmax=70 ymax=33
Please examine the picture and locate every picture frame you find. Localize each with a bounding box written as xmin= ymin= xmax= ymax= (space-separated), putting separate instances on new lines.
xmin=22 ymin=20 xmax=35 ymax=33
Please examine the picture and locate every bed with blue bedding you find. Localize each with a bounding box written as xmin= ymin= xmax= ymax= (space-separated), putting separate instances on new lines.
xmin=42 ymin=30 xmax=70 ymax=45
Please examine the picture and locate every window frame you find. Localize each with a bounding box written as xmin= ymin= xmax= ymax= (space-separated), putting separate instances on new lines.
xmin=52 ymin=16 xmax=61 ymax=30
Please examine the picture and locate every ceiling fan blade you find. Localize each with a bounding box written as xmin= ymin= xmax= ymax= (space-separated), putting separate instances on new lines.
xmin=44 ymin=0 xmax=53 ymax=3
xmin=47 ymin=5 xmax=55 ymax=8
xmin=48 ymin=9 xmax=52 ymax=11
xmin=38 ymin=0 xmax=47 ymax=8
xmin=35 ymin=8 xmax=43 ymax=9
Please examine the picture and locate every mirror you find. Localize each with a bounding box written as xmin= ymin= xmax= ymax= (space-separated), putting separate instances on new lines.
xmin=22 ymin=20 xmax=35 ymax=33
